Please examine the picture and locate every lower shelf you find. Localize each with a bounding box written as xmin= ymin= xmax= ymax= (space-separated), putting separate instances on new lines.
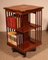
xmin=7 ymin=40 xmax=41 ymax=53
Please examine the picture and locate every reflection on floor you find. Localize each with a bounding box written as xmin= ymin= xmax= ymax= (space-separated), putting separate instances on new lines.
xmin=0 ymin=31 xmax=48 ymax=60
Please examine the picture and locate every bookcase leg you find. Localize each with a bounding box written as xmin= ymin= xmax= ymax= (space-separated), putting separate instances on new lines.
xmin=12 ymin=47 xmax=26 ymax=57
xmin=32 ymin=48 xmax=36 ymax=51
xmin=23 ymin=53 xmax=26 ymax=57
xmin=12 ymin=48 xmax=17 ymax=52
xmin=30 ymin=48 xmax=36 ymax=51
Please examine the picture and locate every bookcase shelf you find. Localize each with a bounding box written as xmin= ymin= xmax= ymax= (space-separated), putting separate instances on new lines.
xmin=7 ymin=40 xmax=36 ymax=53
xmin=7 ymin=39 xmax=41 ymax=53
xmin=16 ymin=22 xmax=41 ymax=33
xmin=4 ymin=5 xmax=43 ymax=57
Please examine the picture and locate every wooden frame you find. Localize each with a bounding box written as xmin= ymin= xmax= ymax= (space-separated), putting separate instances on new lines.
xmin=4 ymin=5 xmax=43 ymax=57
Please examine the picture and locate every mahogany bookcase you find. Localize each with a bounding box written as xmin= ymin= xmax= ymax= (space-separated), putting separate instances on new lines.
xmin=4 ymin=5 xmax=43 ymax=57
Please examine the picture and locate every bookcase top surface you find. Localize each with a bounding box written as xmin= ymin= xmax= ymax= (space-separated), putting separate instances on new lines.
xmin=4 ymin=5 xmax=43 ymax=12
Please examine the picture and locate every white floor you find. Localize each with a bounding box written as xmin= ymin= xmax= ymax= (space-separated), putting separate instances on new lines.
xmin=0 ymin=48 xmax=48 ymax=60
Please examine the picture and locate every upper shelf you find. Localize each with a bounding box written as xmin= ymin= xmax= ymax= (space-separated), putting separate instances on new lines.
xmin=4 ymin=5 xmax=43 ymax=14
xmin=16 ymin=23 xmax=41 ymax=33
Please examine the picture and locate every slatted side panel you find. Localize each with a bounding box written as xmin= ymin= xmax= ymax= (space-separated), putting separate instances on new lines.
xmin=6 ymin=11 xmax=16 ymax=31
xmin=6 ymin=11 xmax=21 ymax=32
xmin=35 ymin=10 xmax=42 ymax=44
xmin=5 ymin=10 xmax=23 ymax=47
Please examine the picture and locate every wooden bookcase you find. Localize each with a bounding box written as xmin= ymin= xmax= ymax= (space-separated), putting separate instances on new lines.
xmin=4 ymin=5 xmax=43 ymax=57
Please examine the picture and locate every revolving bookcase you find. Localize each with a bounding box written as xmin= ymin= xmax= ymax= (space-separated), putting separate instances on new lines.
xmin=4 ymin=5 xmax=43 ymax=57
